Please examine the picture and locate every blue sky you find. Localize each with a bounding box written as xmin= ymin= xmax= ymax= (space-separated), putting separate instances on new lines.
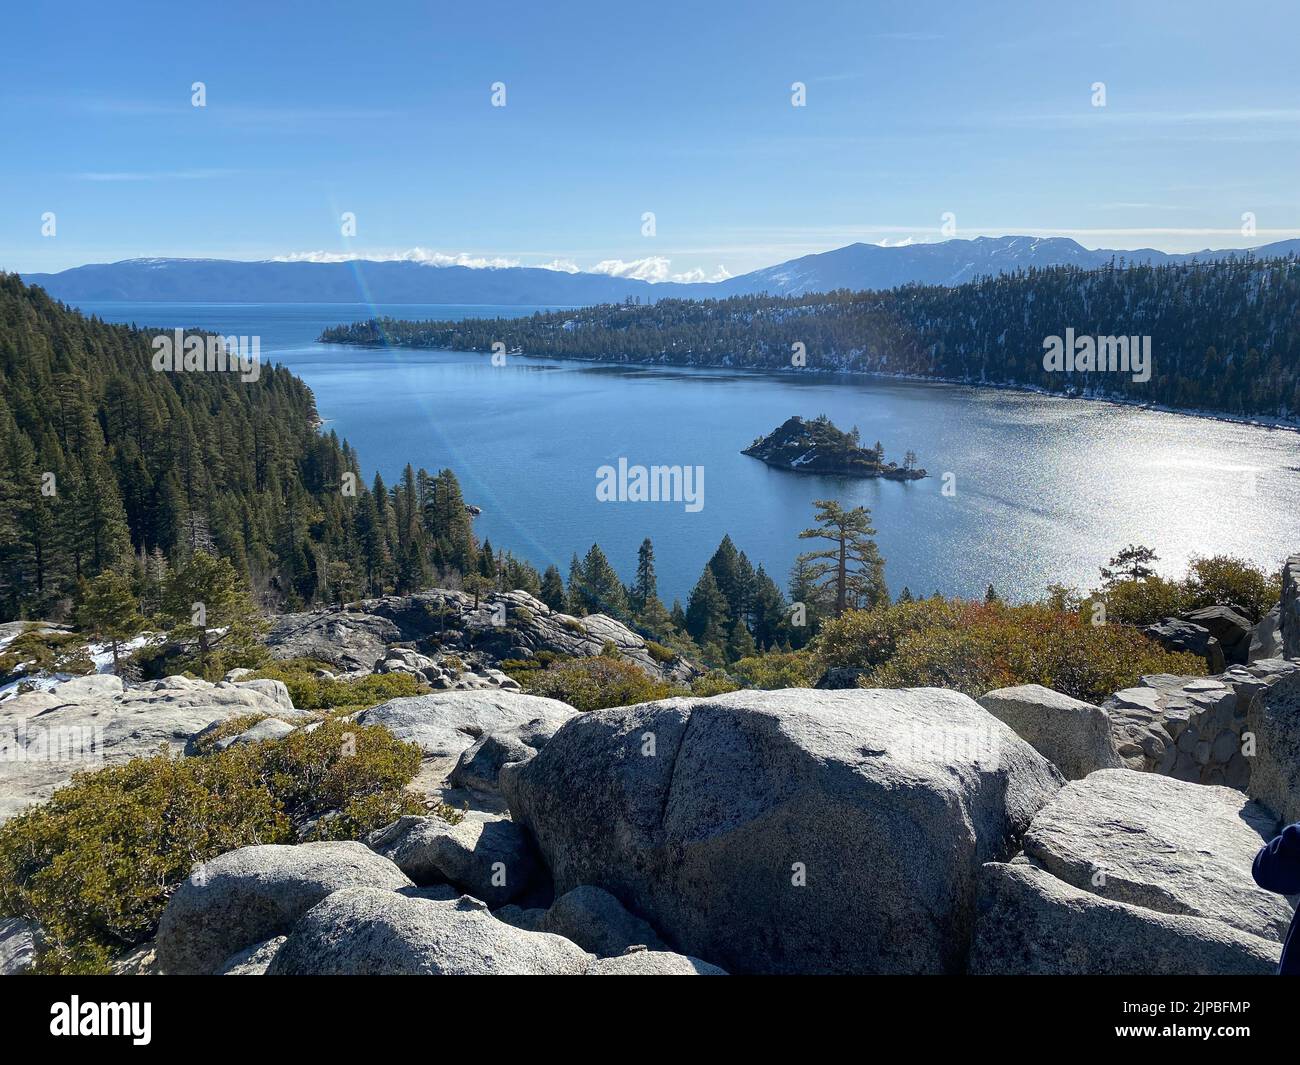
xmin=4 ymin=0 xmax=1299 ymax=277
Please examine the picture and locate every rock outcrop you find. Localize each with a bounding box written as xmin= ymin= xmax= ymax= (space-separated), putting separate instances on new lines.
xmin=0 ymin=673 xmax=303 ymax=822
xmin=1023 ymin=770 xmax=1291 ymax=939
xmin=1143 ymin=618 xmax=1225 ymax=673
xmin=366 ymin=813 xmax=541 ymax=906
xmin=217 ymin=937 xmax=286 ymax=976
xmin=155 ymin=841 xmax=413 ymax=974
xmin=1246 ymin=668 xmax=1300 ymax=825
xmin=267 ymin=888 xmax=592 ymax=975
xmin=1180 ymin=605 xmax=1253 ymax=666
xmin=267 ymin=589 xmax=697 ymax=684
xmin=971 ymin=770 xmax=1290 ymax=974
xmin=1249 ymin=605 xmax=1283 ymax=663
xmin=539 ymin=886 xmax=669 ymax=957
xmin=969 ymin=859 xmax=1282 ymax=975
xmin=354 ymin=690 xmax=577 ymax=791
xmin=1104 ymin=659 xmax=1299 ymax=788
xmin=0 ymin=917 xmax=39 ymax=975
xmin=1284 ymin=555 xmax=1300 ymax=660
xmin=502 ymin=687 xmax=1063 ymax=974
xmin=977 ymin=684 xmax=1122 ymax=779
xmin=585 ymin=948 xmax=727 ymax=975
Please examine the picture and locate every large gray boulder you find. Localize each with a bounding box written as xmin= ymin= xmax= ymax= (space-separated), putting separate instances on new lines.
xmin=448 ymin=719 xmax=563 ymax=794
xmin=1247 ymin=668 xmax=1300 ymax=825
xmin=1022 ymin=770 xmax=1291 ymax=942
xmin=1181 ymin=606 xmax=1253 ymax=665
xmin=0 ymin=917 xmax=39 ymax=975
xmin=969 ymin=859 xmax=1282 ymax=975
xmin=355 ymin=691 xmax=577 ymax=762
xmin=540 ymin=886 xmax=669 ymax=957
xmin=1143 ymin=618 xmax=1225 ymax=673
xmin=1283 ymin=555 xmax=1300 ymax=660
xmin=502 ymin=687 xmax=1063 ymax=974
xmin=366 ymin=814 xmax=540 ymax=905
xmin=977 ymin=684 xmax=1122 ymax=779
xmin=1249 ymin=605 xmax=1283 ymax=664
xmin=264 ymin=609 xmax=403 ymax=671
xmin=268 ymin=888 xmax=591 ymax=975
xmin=586 ymin=948 xmax=727 ymax=975
xmin=155 ymin=842 xmax=412 ymax=974
xmin=217 ymin=936 xmax=286 ymax=975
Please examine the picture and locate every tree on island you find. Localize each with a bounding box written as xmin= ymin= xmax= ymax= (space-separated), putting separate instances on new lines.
xmin=796 ymin=499 xmax=888 ymax=617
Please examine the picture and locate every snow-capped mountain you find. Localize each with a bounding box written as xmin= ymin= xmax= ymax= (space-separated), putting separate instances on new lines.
xmin=20 ymin=236 xmax=1300 ymax=305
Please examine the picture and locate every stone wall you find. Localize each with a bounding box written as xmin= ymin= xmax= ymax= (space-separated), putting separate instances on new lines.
xmin=1103 ymin=659 xmax=1298 ymax=789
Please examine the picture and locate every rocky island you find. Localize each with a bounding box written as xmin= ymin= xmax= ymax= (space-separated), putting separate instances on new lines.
xmin=743 ymin=415 xmax=927 ymax=480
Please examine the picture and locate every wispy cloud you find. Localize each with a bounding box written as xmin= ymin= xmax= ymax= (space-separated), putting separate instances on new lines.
xmin=76 ymin=168 xmax=240 ymax=182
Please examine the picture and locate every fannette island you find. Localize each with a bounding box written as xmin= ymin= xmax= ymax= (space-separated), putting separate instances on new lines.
xmin=743 ymin=415 xmax=927 ymax=480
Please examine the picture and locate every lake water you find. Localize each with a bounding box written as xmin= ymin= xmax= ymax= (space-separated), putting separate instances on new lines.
xmin=79 ymin=301 xmax=1300 ymax=606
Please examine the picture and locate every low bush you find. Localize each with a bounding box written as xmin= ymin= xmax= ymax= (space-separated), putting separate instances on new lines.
xmin=249 ymin=659 xmax=425 ymax=713
xmin=689 ymin=669 xmax=742 ymax=696
xmin=526 ymin=655 xmax=685 ymax=711
xmin=728 ymin=650 xmax=819 ymax=689
xmin=838 ymin=601 xmax=1207 ymax=703
xmin=644 ymin=641 xmax=677 ymax=665
xmin=0 ymin=720 xmax=427 ymax=973
xmin=1181 ymin=554 xmax=1281 ymax=622
xmin=0 ymin=627 xmax=95 ymax=681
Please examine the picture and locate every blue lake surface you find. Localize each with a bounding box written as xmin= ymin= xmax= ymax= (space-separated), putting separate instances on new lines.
xmin=78 ymin=300 xmax=1300 ymax=606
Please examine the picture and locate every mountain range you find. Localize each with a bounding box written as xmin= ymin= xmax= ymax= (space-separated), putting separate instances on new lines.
xmin=21 ymin=236 xmax=1300 ymax=306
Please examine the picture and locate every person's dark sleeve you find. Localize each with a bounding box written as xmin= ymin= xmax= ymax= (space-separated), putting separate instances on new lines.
xmin=1254 ymin=823 xmax=1300 ymax=895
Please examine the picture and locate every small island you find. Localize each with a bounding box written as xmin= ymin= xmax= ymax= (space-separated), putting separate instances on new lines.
xmin=742 ymin=415 xmax=927 ymax=480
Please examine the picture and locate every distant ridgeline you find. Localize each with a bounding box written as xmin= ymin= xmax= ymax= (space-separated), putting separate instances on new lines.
xmin=744 ymin=416 xmax=925 ymax=480
xmin=320 ymin=256 xmax=1300 ymax=421
xmin=0 ymin=274 xmax=482 ymax=621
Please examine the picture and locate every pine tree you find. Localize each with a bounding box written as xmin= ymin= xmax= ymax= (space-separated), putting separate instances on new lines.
xmin=796 ymin=499 xmax=888 ymax=616
xmin=539 ymin=565 xmax=566 ymax=611
xmin=76 ymin=570 xmax=145 ymax=673
xmin=685 ymin=567 xmax=729 ymax=646
xmin=161 ymin=550 xmax=267 ymax=678
xmin=630 ymin=538 xmax=658 ymax=613
xmin=568 ymin=544 xmax=629 ymax=619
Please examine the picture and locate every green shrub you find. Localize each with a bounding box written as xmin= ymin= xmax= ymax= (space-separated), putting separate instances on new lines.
xmin=560 ymin=617 xmax=587 ymax=635
xmin=813 ymin=598 xmax=961 ymax=673
xmin=644 ymin=641 xmax=677 ymax=665
xmin=0 ymin=627 xmax=95 ymax=681
xmin=1096 ymin=576 xmax=1188 ymax=626
xmin=527 ymin=655 xmax=685 ymax=711
xmin=0 ymin=751 xmax=289 ymax=972
xmin=249 ymin=659 xmax=425 ymax=713
xmin=690 ymin=669 xmax=742 ymax=696
xmin=728 ymin=651 xmax=818 ymax=689
xmin=0 ymin=720 xmax=428 ymax=972
xmin=856 ymin=601 xmax=1206 ymax=703
xmin=1182 ymin=555 xmax=1281 ymax=622
xmin=514 ymin=605 xmax=535 ymax=625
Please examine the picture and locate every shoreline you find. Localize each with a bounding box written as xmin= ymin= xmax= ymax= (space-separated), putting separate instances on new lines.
xmin=327 ymin=338 xmax=1300 ymax=435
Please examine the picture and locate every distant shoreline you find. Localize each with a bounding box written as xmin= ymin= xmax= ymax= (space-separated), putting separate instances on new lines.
xmin=325 ymin=338 xmax=1300 ymax=435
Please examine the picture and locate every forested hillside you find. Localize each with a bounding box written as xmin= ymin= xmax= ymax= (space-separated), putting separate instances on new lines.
xmin=0 ymin=274 xmax=484 ymax=620
xmin=323 ymin=257 xmax=1300 ymax=420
